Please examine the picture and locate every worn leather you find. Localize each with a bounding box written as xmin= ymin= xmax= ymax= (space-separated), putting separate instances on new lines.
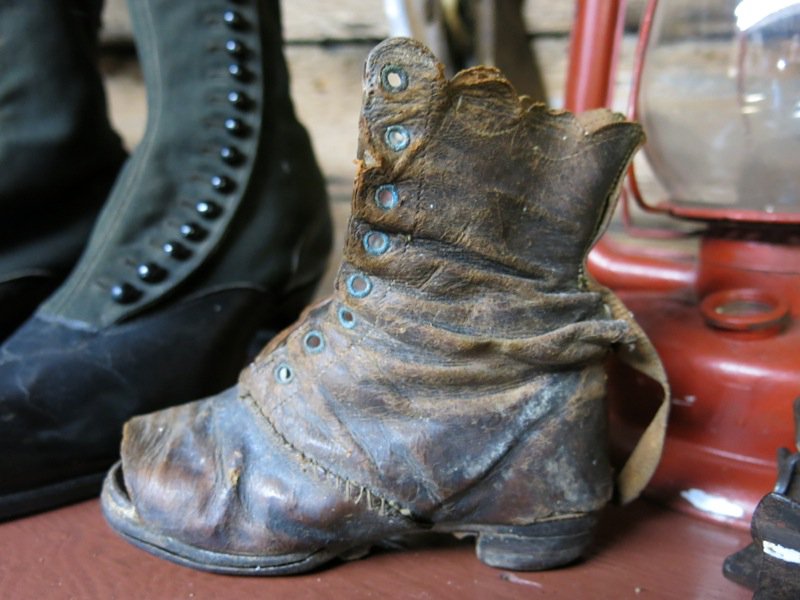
xmin=0 ymin=0 xmax=127 ymax=339
xmin=0 ymin=0 xmax=330 ymax=518
xmin=103 ymin=38 xmax=662 ymax=574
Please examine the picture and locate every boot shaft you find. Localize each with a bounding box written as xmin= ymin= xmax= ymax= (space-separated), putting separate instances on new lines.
xmin=0 ymin=0 xmax=123 ymax=204
xmin=347 ymin=39 xmax=643 ymax=292
xmin=330 ymin=39 xmax=643 ymax=355
xmin=127 ymin=0 xmax=294 ymax=154
xmin=0 ymin=0 xmax=126 ymax=336
xmin=40 ymin=0 xmax=331 ymax=328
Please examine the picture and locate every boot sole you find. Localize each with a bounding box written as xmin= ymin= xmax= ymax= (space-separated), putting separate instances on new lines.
xmin=0 ymin=471 xmax=105 ymax=521
xmin=102 ymin=462 xmax=597 ymax=575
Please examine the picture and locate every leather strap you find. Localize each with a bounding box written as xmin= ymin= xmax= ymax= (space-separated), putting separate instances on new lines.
xmin=593 ymin=280 xmax=671 ymax=505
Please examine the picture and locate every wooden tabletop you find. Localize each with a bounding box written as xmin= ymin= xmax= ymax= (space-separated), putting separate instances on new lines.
xmin=0 ymin=497 xmax=751 ymax=599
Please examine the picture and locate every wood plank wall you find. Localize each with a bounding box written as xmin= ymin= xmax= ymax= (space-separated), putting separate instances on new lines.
xmin=100 ymin=0 xmax=648 ymax=112
xmin=101 ymin=1 xmax=648 ymax=42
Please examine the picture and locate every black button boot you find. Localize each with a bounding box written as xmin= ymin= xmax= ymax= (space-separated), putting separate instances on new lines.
xmin=0 ymin=0 xmax=332 ymax=519
xmin=0 ymin=0 xmax=127 ymax=340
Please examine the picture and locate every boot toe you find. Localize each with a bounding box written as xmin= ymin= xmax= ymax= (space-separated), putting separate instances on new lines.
xmin=0 ymin=318 xmax=138 ymax=501
xmin=0 ymin=287 xmax=278 ymax=518
xmin=103 ymin=385 xmax=416 ymax=574
xmin=115 ymin=396 xmax=235 ymax=549
xmin=107 ymin=388 xmax=341 ymax=568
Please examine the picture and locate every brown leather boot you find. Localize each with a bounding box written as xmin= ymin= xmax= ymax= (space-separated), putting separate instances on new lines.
xmin=102 ymin=38 xmax=668 ymax=575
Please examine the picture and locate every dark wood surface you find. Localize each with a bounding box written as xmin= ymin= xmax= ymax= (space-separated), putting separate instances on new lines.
xmin=0 ymin=496 xmax=751 ymax=599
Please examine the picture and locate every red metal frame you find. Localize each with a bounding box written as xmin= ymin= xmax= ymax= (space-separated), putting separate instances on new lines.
xmin=564 ymin=0 xmax=625 ymax=112
xmin=569 ymin=0 xmax=800 ymax=528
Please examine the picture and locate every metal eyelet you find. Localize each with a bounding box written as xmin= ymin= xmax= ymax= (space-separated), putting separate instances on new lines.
xmin=163 ymin=240 xmax=192 ymax=260
xmin=275 ymin=363 xmax=294 ymax=384
xmin=195 ymin=200 xmax=222 ymax=219
xmin=303 ymin=330 xmax=325 ymax=354
xmin=374 ymin=184 xmax=399 ymax=210
xmin=346 ymin=273 xmax=372 ymax=298
xmin=363 ymin=230 xmax=390 ymax=256
xmin=385 ymin=125 xmax=410 ymax=151
xmin=211 ymin=174 xmax=234 ymax=193
xmin=381 ymin=65 xmax=408 ymax=92
xmin=338 ymin=306 xmax=356 ymax=329
xmin=136 ymin=262 xmax=167 ymax=283
xmin=110 ymin=282 xmax=141 ymax=304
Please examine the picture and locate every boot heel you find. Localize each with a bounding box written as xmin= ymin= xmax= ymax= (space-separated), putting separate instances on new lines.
xmin=471 ymin=514 xmax=599 ymax=571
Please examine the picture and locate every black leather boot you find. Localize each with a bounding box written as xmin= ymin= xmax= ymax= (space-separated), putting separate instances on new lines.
xmin=0 ymin=0 xmax=127 ymax=340
xmin=0 ymin=0 xmax=331 ymax=519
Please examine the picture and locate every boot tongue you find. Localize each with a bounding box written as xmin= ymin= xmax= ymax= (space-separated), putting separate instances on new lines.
xmin=349 ymin=37 xmax=644 ymax=291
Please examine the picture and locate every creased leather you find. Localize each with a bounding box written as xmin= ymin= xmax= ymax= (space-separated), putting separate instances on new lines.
xmin=105 ymin=38 xmax=662 ymax=569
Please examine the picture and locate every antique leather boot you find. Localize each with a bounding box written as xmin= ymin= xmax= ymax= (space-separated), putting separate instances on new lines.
xmin=102 ymin=38 xmax=668 ymax=574
xmin=0 ymin=0 xmax=331 ymax=519
xmin=0 ymin=0 xmax=127 ymax=340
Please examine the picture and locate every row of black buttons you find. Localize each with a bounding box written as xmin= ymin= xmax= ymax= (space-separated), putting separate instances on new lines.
xmin=112 ymin=5 xmax=255 ymax=304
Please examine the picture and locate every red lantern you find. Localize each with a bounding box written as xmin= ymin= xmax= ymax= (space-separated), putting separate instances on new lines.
xmin=568 ymin=0 xmax=800 ymax=528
